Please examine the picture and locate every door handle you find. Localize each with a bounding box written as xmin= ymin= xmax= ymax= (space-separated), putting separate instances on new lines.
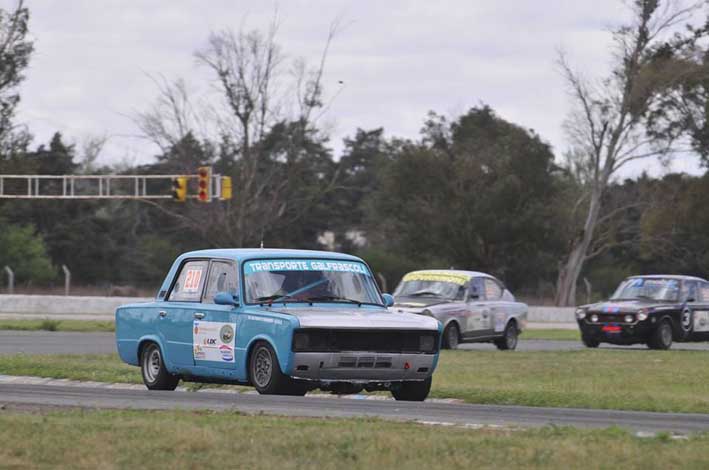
xmin=158 ymin=311 xmax=167 ymax=318
xmin=194 ymin=312 xmax=205 ymax=319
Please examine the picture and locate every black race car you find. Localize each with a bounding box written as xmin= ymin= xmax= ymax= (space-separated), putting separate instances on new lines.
xmin=576 ymin=275 xmax=709 ymax=350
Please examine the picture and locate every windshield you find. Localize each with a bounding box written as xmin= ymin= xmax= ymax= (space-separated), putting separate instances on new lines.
xmin=243 ymin=259 xmax=382 ymax=305
xmin=610 ymin=278 xmax=680 ymax=302
xmin=394 ymin=272 xmax=469 ymax=300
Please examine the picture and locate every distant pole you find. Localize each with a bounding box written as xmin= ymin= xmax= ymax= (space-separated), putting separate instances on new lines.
xmin=62 ymin=265 xmax=71 ymax=296
xmin=3 ymin=266 xmax=14 ymax=294
xmin=583 ymin=277 xmax=592 ymax=305
xmin=376 ymin=272 xmax=388 ymax=293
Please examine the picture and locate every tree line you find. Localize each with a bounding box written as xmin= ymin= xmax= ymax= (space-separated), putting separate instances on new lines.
xmin=0 ymin=0 xmax=708 ymax=305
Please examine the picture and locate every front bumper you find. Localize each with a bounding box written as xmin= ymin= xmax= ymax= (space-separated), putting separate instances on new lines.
xmin=289 ymin=351 xmax=436 ymax=382
xmin=578 ymin=320 xmax=654 ymax=344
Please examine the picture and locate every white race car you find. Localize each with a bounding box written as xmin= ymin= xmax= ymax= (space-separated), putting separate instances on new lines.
xmin=392 ymin=270 xmax=527 ymax=350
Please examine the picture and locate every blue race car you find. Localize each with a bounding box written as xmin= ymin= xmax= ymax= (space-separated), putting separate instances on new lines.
xmin=116 ymin=249 xmax=442 ymax=401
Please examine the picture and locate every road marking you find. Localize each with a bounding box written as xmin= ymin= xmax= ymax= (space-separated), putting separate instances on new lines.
xmin=0 ymin=375 xmax=463 ymax=403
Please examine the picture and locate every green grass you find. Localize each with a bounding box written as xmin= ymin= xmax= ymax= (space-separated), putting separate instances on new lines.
xmin=0 ymin=319 xmax=115 ymax=333
xmin=431 ymin=349 xmax=709 ymax=413
xmin=522 ymin=329 xmax=580 ymax=341
xmin=3 ymin=349 xmax=709 ymax=414
xmin=1 ymin=409 xmax=708 ymax=469
xmin=0 ymin=354 xmax=139 ymax=384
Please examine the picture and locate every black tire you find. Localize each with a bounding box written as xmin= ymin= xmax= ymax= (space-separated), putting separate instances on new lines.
xmin=680 ymin=308 xmax=694 ymax=340
xmin=140 ymin=342 xmax=180 ymax=391
xmin=391 ymin=377 xmax=432 ymax=401
xmin=442 ymin=323 xmax=460 ymax=350
xmin=647 ymin=320 xmax=673 ymax=350
xmin=581 ymin=335 xmax=600 ymax=348
xmin=494 ymin=322 xmax=518 ymax=350
xmin=249 ymin=341 xmax=305 ymax=395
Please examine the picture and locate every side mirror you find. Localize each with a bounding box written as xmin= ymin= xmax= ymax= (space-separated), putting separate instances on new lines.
xmin=382 ymin=293 xmax=395 ymax=307
xmin=468 ymin=288 xmax=480 ymax=300
xmin=214 ymin=291 xmax=239 ymax=306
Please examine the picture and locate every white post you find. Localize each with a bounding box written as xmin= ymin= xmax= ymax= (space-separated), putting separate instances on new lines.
xmin=376 ymin=272 xmax=388 ymax=293
xmin=62 ymin=264 xmax=71 ymax=296
xmin=3 ymin=266 xmax=14 ymax=294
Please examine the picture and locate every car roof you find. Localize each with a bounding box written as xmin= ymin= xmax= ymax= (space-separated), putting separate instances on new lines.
xmin=627 ymin=274 xmax=707 ymax=282
xmin=405 ymin=269 xmax=496 ymax=279
xmin=179 ymin=248 xmax=363 ymax=263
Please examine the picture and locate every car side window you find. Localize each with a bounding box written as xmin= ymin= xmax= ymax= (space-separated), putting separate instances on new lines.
xmin=699 ymin=283 xmax=709 ymax=302
xmin=203 ymin=260 xmax=238 ymax=304
xmin=484 ymin=278 xmax=503 ymax=300
xmin=468 ymin=278 xmax=483 ymax=299
xmin=681 ymin=280 xmax=698 ymax=302
xmin=167 ymin=260 xmax=209 ymax=302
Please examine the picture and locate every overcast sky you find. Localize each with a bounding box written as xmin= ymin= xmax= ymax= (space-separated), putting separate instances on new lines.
xmin=8 ymin=0 xmax=704 ymax=176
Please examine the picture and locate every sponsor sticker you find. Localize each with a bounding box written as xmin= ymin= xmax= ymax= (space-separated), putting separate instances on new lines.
xmin=402 ymin=271 xmax=471 ymax=286
xmin=244 ymin=259 xmax=371 ymax=276
xmin=219 ymin=345 xmax=234 ymax=362
xmin=220 ymin=324 xmax=234 ymax=343
xmin=193 ymin=320 xmax=236 ymax=362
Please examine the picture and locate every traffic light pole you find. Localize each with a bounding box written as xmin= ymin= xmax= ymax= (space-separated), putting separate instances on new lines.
xmin=0 ymin=171 xmax=232 ymax=201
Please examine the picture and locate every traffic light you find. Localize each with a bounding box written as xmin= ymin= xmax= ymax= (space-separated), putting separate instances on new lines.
xmin=197 ymin=166 xmax=211 ymax=202
xmin=220 ymin=176 xmax=232 ymax=200
xmin=171 ymin=176 xmax=187 ymax=202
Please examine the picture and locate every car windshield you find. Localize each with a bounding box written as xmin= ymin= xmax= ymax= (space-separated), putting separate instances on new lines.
xmin=610 ymin=278 xmax=680 ymax=302
xmin=243 ymin=259 xmax=382 ymax=305
xmin=394 ymin=272 xmax=469 ymax=300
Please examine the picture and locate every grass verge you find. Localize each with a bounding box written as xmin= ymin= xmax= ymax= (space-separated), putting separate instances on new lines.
xmin=2 ymin=349 xmax=709 ymax=414
xmin=0 ymin=319 xmax=115 ymax=333
xmin=1 ymin=409 xmax=709 ymax=469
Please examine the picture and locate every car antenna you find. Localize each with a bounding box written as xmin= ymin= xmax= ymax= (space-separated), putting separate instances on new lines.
xmin=260 ymin=240 xmax=264 ymax=249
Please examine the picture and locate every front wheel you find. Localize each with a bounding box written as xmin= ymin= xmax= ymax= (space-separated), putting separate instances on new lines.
xmin=494 ymin=322 xmax=518 ymax=350
xmin=141 ymin=342 xmax=180 ymax=391
xmin=249 ymin=342 xmax=305 ymax=395
xmin=442 ymin=323 xmax=460 ymax=350
xmin=581 ymin=335 xmax=600 ymax=348
xmin=391 ymin=377 xmax=432 ymax=401
xmin=647 ymin=320 xmax=673 ymax=350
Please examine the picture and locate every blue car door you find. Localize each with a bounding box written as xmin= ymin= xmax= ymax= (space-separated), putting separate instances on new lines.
xmin=193 ymin=259 xmax=242 ymax=372
xmin=158 ymin=259 xmax=210 ymax=367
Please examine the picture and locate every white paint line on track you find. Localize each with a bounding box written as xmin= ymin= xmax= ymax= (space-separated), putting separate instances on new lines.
xmin=0 ymin=374 xmax=463 ymax=403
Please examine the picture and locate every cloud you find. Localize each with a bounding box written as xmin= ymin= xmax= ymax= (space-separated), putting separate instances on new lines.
xmin=11 ymin=0 xmax=703 ymax=177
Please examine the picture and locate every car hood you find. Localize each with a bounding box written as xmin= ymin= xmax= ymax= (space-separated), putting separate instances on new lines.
xmin=586 ymin=299 xmax=675 ymax=313
xmin=266 ymin=306 xmax=440 ymax=330
xmin=392 ymin=296 xmax=449 ymax=309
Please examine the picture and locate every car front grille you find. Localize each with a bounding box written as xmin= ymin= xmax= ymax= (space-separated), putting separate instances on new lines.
xmin=292 ymin=329 xmax=439 ymax=354
xmin=588 ymin=313 xmax=635 ymax=323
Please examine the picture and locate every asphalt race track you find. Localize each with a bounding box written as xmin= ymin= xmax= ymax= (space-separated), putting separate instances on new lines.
xmin=3 ymin=330 xmax=709 ymax=355
xmin=0 ymin=381 xmax=707 ymax=434
xmin=2 ymin=330 xmax=709 ymax=434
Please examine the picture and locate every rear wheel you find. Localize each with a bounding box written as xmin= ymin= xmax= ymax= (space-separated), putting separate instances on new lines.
xmin=249 ymin=342 xmax=306 ymax=395
xmin=647 ymin=320 xmax=673 ymax=350
xmin=494 ymin=322 xmax=518 ymax=350
xmin=140 ymin=342 xmax=180 ymax=391
xmin=442 ymin=323 xmax=460 ymax=350
xmin=391 ymin=377 xmax=432 ymax=401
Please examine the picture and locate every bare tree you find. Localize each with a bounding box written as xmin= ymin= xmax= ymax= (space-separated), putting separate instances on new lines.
xmin=134 ymin=17 xmax=342 ymax=247
xmin=555 ymin=0 xmax=708 ymax=306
